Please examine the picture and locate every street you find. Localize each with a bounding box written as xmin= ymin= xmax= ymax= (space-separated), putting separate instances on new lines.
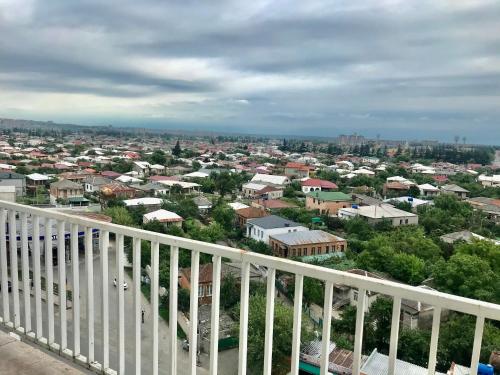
xmin=0 ymin=241 xmax=238 ymax=374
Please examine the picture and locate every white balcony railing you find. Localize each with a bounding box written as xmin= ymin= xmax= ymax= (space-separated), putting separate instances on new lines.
xmin=0 ymin=200 xmax=499 ymax=375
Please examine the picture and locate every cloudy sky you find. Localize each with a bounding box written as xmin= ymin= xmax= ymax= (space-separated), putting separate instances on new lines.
xmin=0 ymin=0 xmax=499 ymax=143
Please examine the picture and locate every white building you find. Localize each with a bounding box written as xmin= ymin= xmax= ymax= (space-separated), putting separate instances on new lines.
xmin=246 ymin=215 xmax=308 ymax=244
xmin=250 ymin=173 xmax=290 ymax=187
xmin=338 ymin=204 xmax=418 ymax=227
xmin=418 ymin=183 xmax=440 ymax=197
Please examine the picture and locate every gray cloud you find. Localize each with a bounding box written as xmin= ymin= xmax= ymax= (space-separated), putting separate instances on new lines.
xmin=0 ymin=0 xmax=499 ymax=143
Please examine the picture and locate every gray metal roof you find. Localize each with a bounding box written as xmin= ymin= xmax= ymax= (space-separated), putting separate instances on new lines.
xmin=247 ymin=215 xmax=303 ymax=229
xmin=270 ymin=230 xmax=344 ymax=246
xmin=361 ymin=349 xmax=446 ymax=375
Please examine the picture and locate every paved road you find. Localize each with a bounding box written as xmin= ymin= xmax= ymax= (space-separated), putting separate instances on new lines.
xmin=0 ymin=241 xmax=238 ymax=374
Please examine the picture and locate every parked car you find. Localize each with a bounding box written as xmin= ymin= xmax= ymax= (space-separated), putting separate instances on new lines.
xmin=113 ymin=278 xmax=128 ymax=290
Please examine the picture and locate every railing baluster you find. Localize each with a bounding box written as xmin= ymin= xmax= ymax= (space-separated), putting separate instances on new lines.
xmin=57 ymin=220 xmax=67 ymax=351
xmin=0 ymin=209 xmax=10 ymax=324
xmin=9 ymin=210 xmax=20 ymax=329
xmin=427 ymin=306 xmax=441 ymax=375
xmin=45 ymin=218 xmax=55 ymax=345
xmin=263 ymin=268 xmax=276 ymax=375
xmin=151 ymin=241 xmax=159 ymax=375
xmin=387 ymin=296 xmax=401 ymax=375
xmin=189 ymin=250 xmax=200 ymax=375
xmin=71 ymin=223 xmax=80 ymax=356
xmin=210 ymin=255 xmax=222 ymax=375
xmin=238 ymin=261 xmax=250 ymax=375
xmin=470 ymin=316 xmax=485 ymax=375
xmin=100 ymin=230 xmax=110 ymax=370
xmin=290 ymin=274 xmax=304 ymax=375
xmin=33 ymin=215 xmax=42 ymax=339
xmin=21 ymin=212 xmax=31 ymax=333
xmin=85 ymin=227 xmax=94 ymax=364
xmin=320 ymin=281 xmax=334 ymax=375
xmin=352 ymin=288 xmax=367 ymax=375
xmin=133 ymin=237 xmax=141 ymax=375
xmin=169 ymin=245 xmax=179 ymax=375
xmin=116 ymin=234 xmax=125 ymax=375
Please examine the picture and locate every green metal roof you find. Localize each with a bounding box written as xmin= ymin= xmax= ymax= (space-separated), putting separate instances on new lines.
xmin=299 ymin=361 xmax=321 ymax=374
xmin=306 ymin=191 xmax=351 ymax=201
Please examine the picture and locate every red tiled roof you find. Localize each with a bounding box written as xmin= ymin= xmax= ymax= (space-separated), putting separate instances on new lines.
xmin=100 ymin=170 xmax=122 ymax=178
xmin=301 ymin=178 xmax=337 ymax=189
xmin=285 ymin=162 xmax=310 ymax=171
xmin=236 ymin=207 xmax=269 ymax=219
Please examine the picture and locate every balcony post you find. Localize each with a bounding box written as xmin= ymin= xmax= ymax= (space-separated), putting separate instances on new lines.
xmin=238 ymin=262 xmax=250 ymax=375
xmin=71 ymin=223 xmax=80 ymax=356
xmin=9 ymin=210 xmax=20 ymax=329
xmin=33 ymin=215 xmax=43 ymax=339
xmin=0 ymin=209 xmax=10 ymax=324
xmin=320 ymin=281 xmax=334 ymax=375
xmin=189 ymin=250 xmax=200 ymax=375
xmin=169 ymin=245 xmax=179 ymax=375
xmin=209 ymin=254 xmax=222 ymax=375
xmin=85 ymin=226 xmax=94 ymax=363
xmin=21 ymin=212 xmax=31 ymax=334
xmin=263 ymin=267 xmax=276 ymax=375
xmin=290 ymin=274 xmax=304 ymax=375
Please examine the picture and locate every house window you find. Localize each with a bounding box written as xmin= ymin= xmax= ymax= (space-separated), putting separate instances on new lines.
xmin=292 ymin=249 xmax=296 ymax=257
xmin=207 ymin=284 xmax=212 ymax=296
xmin=326 ymin=245 xmax=330 ymax=253
xmin=353 ymin=291 xmax=358 ymax=301
xmin=405 ymin=219 xmax=409 ymax=224
xmin=340 ymin=245 xmax=345 ymax=251
xmin=400 ymin=219 xmax=403 ymax=224
xmin=198 ymin=285 xmax=204 ymax=297
xmin=311 ymin=247 xmax=315 ymax=255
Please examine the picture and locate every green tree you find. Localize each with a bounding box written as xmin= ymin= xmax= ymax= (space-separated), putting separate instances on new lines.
xmin=172 ymin=140 xmax=182 ymax=157
xmin=150 ymin=150 xmax=166 ymax=165
xmin=242 ymin=295 xmax=312 ymax=375
xmin=431 ymin=254 xmax=499 ymax=303
xmin=212 ymin=204 xmax=235 ymax=231
xmin=220 ymin=273 xmax=240 ymax=309
xmin=104 ymin=206 xmax=135 ymax=226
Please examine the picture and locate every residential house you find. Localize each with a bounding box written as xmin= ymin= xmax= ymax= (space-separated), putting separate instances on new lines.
xmin=235 ymin=206 xmax=269 ymax=227
xmin=284 ymin=162 xmax=311 ymax=178
xmin=305 ymin=191 xmax=352 ymax=216
xmin=269 ymin=230 xmax=346 ymax=258
xmin=193 ymin=195 xmax=212 ymax=214
xmin=49 ymin=179 xmax=84 ymax=204
xmin=84 ymin=175 xmax=111 ymax=193
xmin=250 ymin=173 xmax=290 ymax=187
xmin=418 ymin=183 xmax=440 ymax=197
xmin=179 ymin=263 xmax=215 ymax=305
xmin=441 ymin=184 xmax=469 ymax=199
xmin=250 ymin=199 xmax=297 ymax=211
xmin=123 ymin=197 xmax=163 ymax=212
xmin=131 ymin=182 xmax=168 ymax=196
xmin=149 ymin=164 xmax=165 ymax=175
xmin=143 ymin=209 xmax=183 ymax=227
xmin=246 ymin=215 xmax=308 ymax=244
xmin=133 ymin=161 xmax=151 ymax=177
xmin=383 ymin=181 xmax=410 ymax=197
xmin=156 ymin=180 xmax=200 ymax=195
xmin=478 ymin=174 xmax=500 ymax=187
xmin=338 ymin=204 xmax=418 ymax=227
xmin=242 ymin=182 xmax=282 ymax=199
xmin=100 ymin=170 xmax=122 ymax=179
xmin=384 ymin=196 xmax=433 ymax=211
xmin=26 ymin=173 xmax=50 ymax=194
xmin=100 ymin=182 xmax=137 ymax=199
xmin=467 ymin=197 xmax=500 ymax=223
xmin=300 ymin=178 xmax=338 ymax=193
xmin=0 ymin=172 xmax=26 ymax=197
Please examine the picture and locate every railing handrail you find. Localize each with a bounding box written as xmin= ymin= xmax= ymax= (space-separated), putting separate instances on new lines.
xmin=1 ymin=199 xmax=499 ymax=320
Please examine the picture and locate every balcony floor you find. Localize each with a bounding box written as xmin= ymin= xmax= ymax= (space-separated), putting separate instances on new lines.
xmin=0 ymin=330 xmax=89 ymax=375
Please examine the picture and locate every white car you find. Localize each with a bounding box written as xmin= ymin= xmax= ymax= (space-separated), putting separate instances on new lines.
xmin=113 ymin=278 xmax=128 ymax=290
